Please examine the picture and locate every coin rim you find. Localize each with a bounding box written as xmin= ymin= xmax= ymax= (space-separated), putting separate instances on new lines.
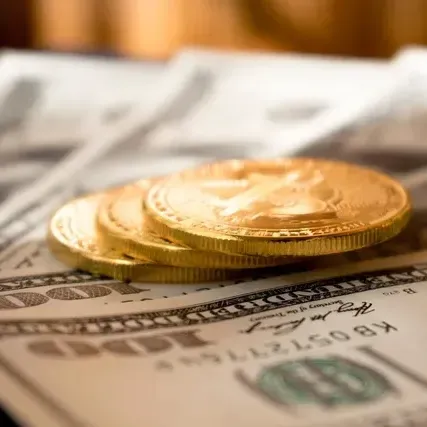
xmin=47 ymin=193 xmax=258 ymax=283
xmin=145 ymin=206 xmax=411 ymax=256
xmin=144 ymin=157 xmax=412 ymax=256
xmin=97 ymin=183 xmax=298 ymax=268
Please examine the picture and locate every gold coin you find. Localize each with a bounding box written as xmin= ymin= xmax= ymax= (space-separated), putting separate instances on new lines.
xmin=96 ymin=180 xmax=295 ymax=268
xmin=47 ymin=192 xmax=258 ymax=283
xmin=145 ymin=158 xmax=412 ymax=256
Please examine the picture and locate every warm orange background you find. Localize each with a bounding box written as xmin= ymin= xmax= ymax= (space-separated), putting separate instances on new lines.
xmin=2 ymin=0 xmax=427 ymax=59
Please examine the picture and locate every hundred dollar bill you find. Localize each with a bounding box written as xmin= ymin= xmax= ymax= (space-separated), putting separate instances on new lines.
xmin=0 ymin=251 xmax=427 ymax=426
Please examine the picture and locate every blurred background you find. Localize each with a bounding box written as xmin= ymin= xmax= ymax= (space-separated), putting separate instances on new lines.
xmin=3 ymin=0 xmax=427 ymax=60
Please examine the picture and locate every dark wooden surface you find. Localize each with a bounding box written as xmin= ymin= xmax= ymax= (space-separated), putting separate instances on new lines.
xmin=0 ymin=0 xmax=32 ymax=49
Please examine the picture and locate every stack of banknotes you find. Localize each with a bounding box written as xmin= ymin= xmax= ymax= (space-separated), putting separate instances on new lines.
xmin=1 ymin=45 xmax=427 ymax=427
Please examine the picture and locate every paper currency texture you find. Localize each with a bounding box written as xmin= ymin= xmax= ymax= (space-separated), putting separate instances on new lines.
xmin=0 ymin=252 xmax=426 ymax=427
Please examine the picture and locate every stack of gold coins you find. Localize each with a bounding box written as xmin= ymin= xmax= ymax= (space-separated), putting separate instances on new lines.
xmin=47 ymin=158 xmax=412 ymax=283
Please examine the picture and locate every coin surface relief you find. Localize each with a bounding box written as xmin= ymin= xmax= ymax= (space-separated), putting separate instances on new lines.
xmin=145 ymin=158 xmax=411 ymax=256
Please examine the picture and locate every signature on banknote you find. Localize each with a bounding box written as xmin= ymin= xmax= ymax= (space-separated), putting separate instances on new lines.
xmin=240 ymin=301 xmax=375 ymax=336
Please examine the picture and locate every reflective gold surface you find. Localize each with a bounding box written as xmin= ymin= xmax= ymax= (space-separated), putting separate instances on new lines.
xmin=47 ymin=192 xmax=257 ymax=283
xmin=145 ymin=158 xmax=412 ymax=256
xmin=97 ymin=181 xmax=295 ymax=268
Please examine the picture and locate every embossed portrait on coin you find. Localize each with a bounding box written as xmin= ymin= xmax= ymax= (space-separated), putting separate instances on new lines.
xmin=215 ymin=168 xmax=343 ymax=228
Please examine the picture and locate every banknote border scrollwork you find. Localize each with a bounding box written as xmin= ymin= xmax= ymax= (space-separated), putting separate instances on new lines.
xmin=0 ymin=265 xmax=424 ymax=337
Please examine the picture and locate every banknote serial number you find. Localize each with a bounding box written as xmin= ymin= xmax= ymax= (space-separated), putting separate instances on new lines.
xmin=154 ymin=320 xmax=397 ymax=372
